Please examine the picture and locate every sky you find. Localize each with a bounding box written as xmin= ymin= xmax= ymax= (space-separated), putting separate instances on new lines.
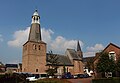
xmin=0 ymin=0 xmax=120 ymax=64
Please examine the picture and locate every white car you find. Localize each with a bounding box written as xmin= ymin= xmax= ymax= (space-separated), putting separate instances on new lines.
xmin=26 ymin=77 xmax=38 ymax=81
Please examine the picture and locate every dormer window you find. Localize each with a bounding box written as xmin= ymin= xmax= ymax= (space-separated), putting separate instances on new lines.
xmin=109 ymin=51 xmax=116 ymax=61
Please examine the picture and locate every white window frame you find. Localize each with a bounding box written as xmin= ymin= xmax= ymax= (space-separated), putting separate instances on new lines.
xmin=109 ymin=51 xmax=116 ymax=61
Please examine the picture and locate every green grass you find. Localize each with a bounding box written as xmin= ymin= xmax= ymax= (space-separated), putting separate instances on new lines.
xmin=29 ymin=78 xmax=72 ymax=83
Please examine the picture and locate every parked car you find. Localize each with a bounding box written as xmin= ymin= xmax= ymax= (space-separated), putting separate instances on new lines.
xmin=77 ymin=73 xmax=89 ymax=78
xmin=77 ymin=74 xmax=84 ymax=78
xmin=26 ymin=76 xmax=38 ymax=81
xmin=73 ymin=75 xmax=78 ymax=79
xmin=83 ymin=73 xmax=89 ymax=78
xmin=62 ymin=72 xmax=73 ymax=79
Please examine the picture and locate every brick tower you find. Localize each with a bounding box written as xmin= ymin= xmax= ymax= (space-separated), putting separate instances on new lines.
xmin=76 ymin=41 xmax=84 ymax=74
xmin=22 ymin=10 xmax=46 ymax=74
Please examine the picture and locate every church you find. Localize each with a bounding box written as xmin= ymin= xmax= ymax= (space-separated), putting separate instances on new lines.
xmin=22 ymin=10 xmax=84 ymax=75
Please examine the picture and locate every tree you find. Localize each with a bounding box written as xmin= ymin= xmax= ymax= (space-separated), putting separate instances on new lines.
xmin=116 ymin=57 xmax=120 ymax=71
xmin=86 ymin=57 xmax=94 ymax=72
xmin=46 ymin=51 xmax=59 ymax=76
xmin=96 ymin=52 xmax=116 ymax=78
xmin=63 ymin=63 xmax=66 ymax=74
xmin=116 ymin=57 xmax=120 ymax=76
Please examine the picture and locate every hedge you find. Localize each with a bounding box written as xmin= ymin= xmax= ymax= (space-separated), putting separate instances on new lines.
xmin=92 ymin=77 xmax=120 ymax=83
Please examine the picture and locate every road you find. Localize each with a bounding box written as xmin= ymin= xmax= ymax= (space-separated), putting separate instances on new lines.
xmin=68 ymin=78 xmax=92 ymax=83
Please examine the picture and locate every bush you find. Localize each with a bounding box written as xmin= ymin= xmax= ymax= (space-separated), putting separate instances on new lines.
xmin=0 ymin=74 xmax=5 ymax=78
xmin=0 ymin=73 xmax=27 ymax=83
xmin=92 ymin=77 xmax=120 ymax=83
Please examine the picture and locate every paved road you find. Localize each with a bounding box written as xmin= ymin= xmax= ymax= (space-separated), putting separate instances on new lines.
xmin=68 ymin=78 xmax=92 ymax=83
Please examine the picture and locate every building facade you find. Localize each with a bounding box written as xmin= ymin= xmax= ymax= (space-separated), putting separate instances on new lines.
xmin=22 ymin=10 xmax=84 ymax=75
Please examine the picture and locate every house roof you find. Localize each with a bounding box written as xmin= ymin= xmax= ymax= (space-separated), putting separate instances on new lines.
xmin=5 ymin=64 xmax=18 ymax=68
xmin=103 ymin=43 xmax=120 ymax=52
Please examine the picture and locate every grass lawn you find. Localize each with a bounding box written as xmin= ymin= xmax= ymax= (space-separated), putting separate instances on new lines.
xmin=29 ymin=78 xmax=72 ymax=83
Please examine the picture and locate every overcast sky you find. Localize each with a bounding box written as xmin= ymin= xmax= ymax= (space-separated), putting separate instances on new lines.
xmin=0 ymin=0 xmax=120 ymax=64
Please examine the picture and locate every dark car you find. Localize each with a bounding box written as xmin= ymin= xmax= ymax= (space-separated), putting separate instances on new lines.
xmin=62 ymin=72 xmax=73 ymax=79
xmin=83 ymin=73 xmax=89 ymax=78
xmin=77 ymin=74 xmax=84 ymax=78
xmin=77 ymin=73 xmax=89 ymax=78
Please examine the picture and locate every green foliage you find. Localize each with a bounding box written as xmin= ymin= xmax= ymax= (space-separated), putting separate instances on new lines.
xmin=86 ymin=57 xmax=94 ymax=72
xmin=0 ymin=73 xmax=27 ymax=83
xmin=96 ymin=52 xmax=116 ymax=73
xmin=92 ymin=77 xmax=120 ymax=83
xmin=116 ymin=59 xmax=120 ymax=72
xmin=63 ymin=63 xmax=66 ymax=74
xmin=46 ymin=68 xmax=57 ymax=76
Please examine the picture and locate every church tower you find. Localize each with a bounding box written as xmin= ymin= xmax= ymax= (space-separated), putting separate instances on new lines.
xmin=22 ymin=10 xmax=46 ymax=74
xmin=76 ymin=41 xmax=84 ymax=74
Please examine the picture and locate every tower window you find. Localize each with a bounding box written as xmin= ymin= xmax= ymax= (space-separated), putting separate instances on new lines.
xmin=39 ymin=45 xmax=40 ymax=50
xmin=36 ymin=69 xmax=38 ymax=72
xmin=33 ymin=17 xmax=35 ymax=21
xmin=33 ymin=44 xmax=37 ymax=50
xmin=36 ymin=17 xmax=38 ymax=21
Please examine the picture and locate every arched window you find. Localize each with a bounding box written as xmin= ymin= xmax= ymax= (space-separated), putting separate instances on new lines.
xmin=36 ymin=17 xmax=38 ymax=21
xmin=33 ymin=44 xmax=37 ymax=50
xmin=36 ymin=69 xmax=38 ymax=72
xmin=33 ymin=17 xmax=35 ymax=21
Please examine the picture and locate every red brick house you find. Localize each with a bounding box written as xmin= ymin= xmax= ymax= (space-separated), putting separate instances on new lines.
xmin=94 ymin=43 xmax=120 ymax=78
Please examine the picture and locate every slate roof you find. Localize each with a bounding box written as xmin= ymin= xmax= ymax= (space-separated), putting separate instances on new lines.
xmin=77 ymin=41 xmax=82 ymax=51
xmin=5 ymin=64 xmax=18 ymax=68
xmin=46 ymin=53 xmax=73 ymax=66
xmin=83 ymin=57 xmax=94 ymax=63
xmin=67 ymin=49 xmax=82 ymax=60
xmin=28 ymin=23 xmax=42 ymax=42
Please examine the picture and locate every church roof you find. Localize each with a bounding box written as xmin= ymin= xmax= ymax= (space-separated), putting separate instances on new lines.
xmin=33 ymin=10 xmax=39 ymax=16
xmin=28 ymin=10 xmax=42 ymax=42
xmin=28 ymin=23 xmax=42 ymax=42
xmin=46 ymin=54 xmax=73 ymax=66
xmin=67 ymin=49 xmax=82 ymax=60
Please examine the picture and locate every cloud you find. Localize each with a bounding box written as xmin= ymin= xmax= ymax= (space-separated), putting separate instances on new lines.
xmin=7 ymin=27 xmax=30 ymax=47
xmin=84 ymin=51 xmax=95 ymax=57
xmin=50 ymin=36 xmax=83 ymax=53
xmin=84 ymin=44 xmax=104 ymax=57
xmin=87 ymin=44 xmax=104 ymax=52
xmin=7 ymin=27 xmax=83 ymax=54
xmin=0 ymin=34 xmax=3 ymax=42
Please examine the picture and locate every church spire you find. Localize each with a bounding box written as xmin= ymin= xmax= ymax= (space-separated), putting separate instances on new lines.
xmin=77 ymin=41 xmax=83 ymax=60
xmin=31 ymin=9 xmax=40 ymax=24
xmin=77 ymin=40 xmax=82 ymax=51
xmin=28 ymin=10 xmax=42 ymax=42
